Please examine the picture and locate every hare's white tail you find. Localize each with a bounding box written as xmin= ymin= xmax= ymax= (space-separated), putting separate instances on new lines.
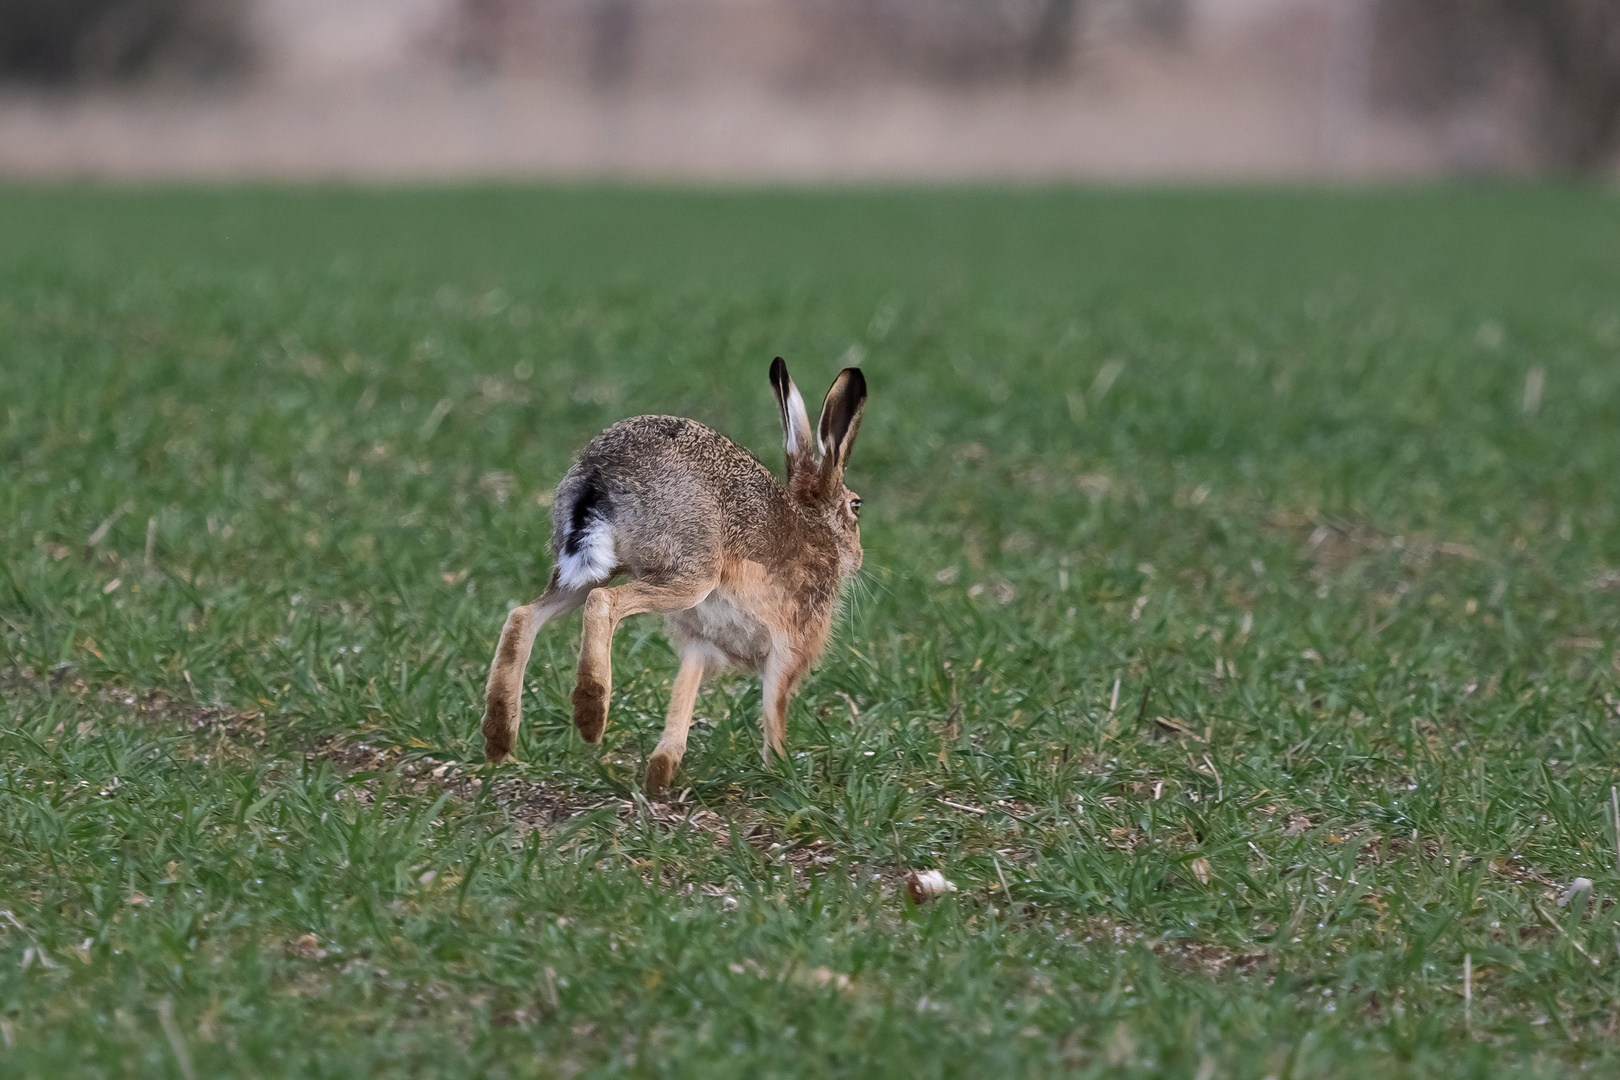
xmin=481 ymin=581 xmax=588 ymax=761
xmin=557 ymin=514 xmax=615 ymax=588
xmin=555 ymin=475 xmax=618 ymax=589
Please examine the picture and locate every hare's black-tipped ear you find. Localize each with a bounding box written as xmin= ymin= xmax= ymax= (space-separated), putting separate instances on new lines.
xmin=770 ymin=357 xmax=814 ymax=468
xmin=817 ymin=367 xmax=866 ymax=475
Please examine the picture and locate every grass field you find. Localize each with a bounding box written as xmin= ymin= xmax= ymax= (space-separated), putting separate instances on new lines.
xmin=3 ymin=185 xmax=1620 ymax=1078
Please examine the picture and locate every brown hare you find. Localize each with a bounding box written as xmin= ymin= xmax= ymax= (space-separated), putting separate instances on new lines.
xmin=480 ymin=358 xmax=867 ymax=793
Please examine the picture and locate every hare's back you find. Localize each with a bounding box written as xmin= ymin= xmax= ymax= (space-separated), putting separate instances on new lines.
xmin=550 ymin=416 xmax=781 ymax=584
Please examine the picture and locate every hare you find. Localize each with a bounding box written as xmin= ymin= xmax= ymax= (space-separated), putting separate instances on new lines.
xmin=480 ymin=358 xmax=866 ymax=793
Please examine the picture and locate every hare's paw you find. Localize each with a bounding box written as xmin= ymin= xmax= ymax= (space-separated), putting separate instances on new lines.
xmin=572 ymin=675 xmax=609 ymax=743
xmin=482 ymin=703 xmax=515 ymax=763
xmin=645 ymin=746 xmax=683 ymax=794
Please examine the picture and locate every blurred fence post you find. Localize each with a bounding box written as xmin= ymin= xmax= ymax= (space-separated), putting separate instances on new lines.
xmin=589 ymin=0 xmax=639 ymax=90
xmin=453 ymin=0 xmax=516 ymax=77
xmin=1507 ymin=0 xmax=1620 ymax=174
xmin=1027 ymin=0 xmax=1082 ymax=77
xmin=1319 ymin=0 xmax=1379 ymax=173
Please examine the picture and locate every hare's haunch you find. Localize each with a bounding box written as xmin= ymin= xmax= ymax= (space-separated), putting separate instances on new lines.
xmin=481 ymin=358 xmax=867 ymax=793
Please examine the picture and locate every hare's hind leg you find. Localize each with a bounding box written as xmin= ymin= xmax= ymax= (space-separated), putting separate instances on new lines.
xmin=482 ymin=578 xmax=588 ymax=762
xmin=645 ymin=645 xmax=706 ymax=794
xmin=573 ymin=576 xmax=712 ymax=744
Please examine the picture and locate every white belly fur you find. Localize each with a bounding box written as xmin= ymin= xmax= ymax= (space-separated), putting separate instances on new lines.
xmin=665 ymin=587 xmax=772 ymax=670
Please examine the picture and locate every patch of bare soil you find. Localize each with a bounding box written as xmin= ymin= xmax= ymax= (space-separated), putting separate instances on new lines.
xmin=4 ymin=667 xmax=849 ymax=874
xmin=2 ymin=665 xmax=604 ymax=832
xmin=308 ymin=736 xmax=581 ymax=829
xmin=1268 ymin=510 xmax=1483 ymax=583
xmin=1155 ymin=937 xmax=1270 ymax=978
xmin=10 ymin=668 xmax=870 ymax=867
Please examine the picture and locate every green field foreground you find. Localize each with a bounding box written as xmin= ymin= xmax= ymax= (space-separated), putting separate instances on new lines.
xmin=3 ymin=186 xmax=1620 ymax=1078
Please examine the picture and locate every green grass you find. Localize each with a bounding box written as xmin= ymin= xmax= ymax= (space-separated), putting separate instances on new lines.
xmin=3 ymin=184 xmax=1620 ymax=1078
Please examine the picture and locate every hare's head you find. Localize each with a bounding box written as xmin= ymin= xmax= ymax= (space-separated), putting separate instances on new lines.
xmin=771 ymin=358 xmax=867 ymax=578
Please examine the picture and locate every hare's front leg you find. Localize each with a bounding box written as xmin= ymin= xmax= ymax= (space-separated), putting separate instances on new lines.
xmin=760 ymin=648 xmax=810 ymax=764
xmin=645 ymin=645 xmax=706 ymax=793
xmin=573 ymin=577 xmax=712 ymax=743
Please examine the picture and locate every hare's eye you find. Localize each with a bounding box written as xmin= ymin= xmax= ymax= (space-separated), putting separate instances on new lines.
xmin=849 ymin=497 xmax=861 ymax=518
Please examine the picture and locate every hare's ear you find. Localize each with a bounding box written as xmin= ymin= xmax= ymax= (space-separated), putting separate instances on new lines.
xmin=817 ymin=367 xmax=866 ymax=476
xmin=770 ymin=357 xmax=815 ymax=470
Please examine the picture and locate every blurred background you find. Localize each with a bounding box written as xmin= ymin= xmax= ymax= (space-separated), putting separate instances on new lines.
xmin=1 ymin=0 xmax=1617 ymax=181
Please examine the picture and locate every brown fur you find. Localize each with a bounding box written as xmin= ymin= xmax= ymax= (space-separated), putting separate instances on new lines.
xmin=480 ymin=605 xmax=531 ymax=759
xmin=478 ymin=359 xmax=867 ymax=791
xmin=481 ymin=584 xmax=589 ymax=762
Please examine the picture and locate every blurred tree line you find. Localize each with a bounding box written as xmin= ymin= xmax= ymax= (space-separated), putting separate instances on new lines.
xmin=446 ymin=0 xmax=1619 ymax=174
xmin=1 ymin=0 xmax=1616 ymax=175
xmin=1377 ymin=0 xmax=1620 ymax=174
xmin=0 ymin=0 xmax=251 ymax=84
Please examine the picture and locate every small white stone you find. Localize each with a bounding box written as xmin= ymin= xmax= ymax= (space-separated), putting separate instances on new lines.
xmin=906 ymin=869 xmax=958 ymax=905
xmin=1558 ymin=877 xmax=1594 ymax=907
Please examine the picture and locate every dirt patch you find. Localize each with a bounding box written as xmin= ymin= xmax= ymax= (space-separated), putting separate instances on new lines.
xmin=4 ymin=668 xmax=600 ymax=833
xmin=4 ymin=669 xmax=864 ymax=863
xmin=1155 ymin=937 xmax=1270 ymax=978
xmin=1270 ymin=511 xmax=1483 ymax=583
